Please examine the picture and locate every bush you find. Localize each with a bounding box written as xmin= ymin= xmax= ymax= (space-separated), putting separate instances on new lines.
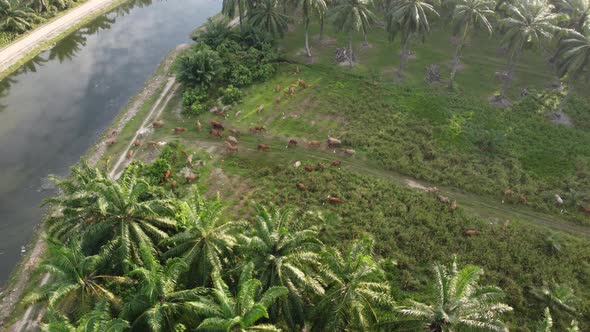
xmin=193 ymin=18 xmax=235 ymax=49
xmin=215 ymin=40 xmax=278 ymax=87
xmin=182 ymin=87 xmax=210 ymax=116
xmin=218 ymin=85 xmax=242 ymax=105
xmin=175 ymin=43 xmax=222 ymax=88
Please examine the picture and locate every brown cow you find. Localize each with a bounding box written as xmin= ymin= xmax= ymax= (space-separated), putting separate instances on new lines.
xmin=257 ymin=144 xmax=271 ymax=151
xmin=105 ymin=138 xmax=117 ymax=146
xmin=230 ymin=128 xmax=241 ymax=136
xmin=449 ymin=200 xmax=457 ymax=211
xmin=298 ymin=79 xmax=309 ymax=89
xmin=304 ymin=165 xmax=315 ymax=172
xmin=171 ymin=180 xmax=177 ymax=187
xmin=438 ymin=195 xmax=450 ymax=204
xmin=224 ymin=141 xmax=239 ymax=153
xmin=209 ymin=128 xmax=222 ymax=138
xmin=152 ymin=120 xmax=164 ymax=128
xmin=211 ymin=120 xmax=225 ymax=131
xmin=327 ymin=137 xmax=341 ymax=148
xmin=295 ymin=65 xmax=301 ymax=74
xmin=186 ymin=174 xmax=197 ymax=183
xmin=126 ymin=150 xmax=134 ymax=159
xmin=257 ymin=104 xmax=264 ymax=113
xmin=162 ymin=170 xmax=171 ymax=182
xmin=275 ymin=84 xmax=281 ymax=93
xmin=174 ymin=127 xmax=187 ymax=133
xmin=288 ymin=86 xmax=296 ymax=96
xmin=227 ymin=136 xmax=238 ymax=145
xmin=213 ymin=109 xmax=226 ymax=118
xmin=463 ymin=229 xmax=480 ymax=236
xmin=250 ymin=126 xmax=266 ymax=133
xmin=134 ymin=139 xmax=141 ymax=147
xmin=196 ymin=120 xmax=202 ymax=131
xmin=288 ymin=139 xmax=298 ymax=147
xmin=147 ymin=141 xmax=158 ymax=148
xmin=327 ymin=196 xmax=343 ymax=204
xmin=503 ymin=219 xmax=510 ymax=231
xmin=276 ymin=96 xmax=281 ymax=105
xmin=296 ymin=183 xmax=308 ymax=191
xmin=331 ymin=160 xmax=342 ymax=167
xmin=316 ymin=163 xmax=326 ymax=171
xmin=344 ymin=149 xmax=356 ymax=156
xmin=309 ymin=140 xmax=321 ymax=147
xmin=503 ymin=188 xmax=514 ymax=196
xmin=519 ymin=194 xmax=528 ymax=205
xmin=579 ymin=205 xmax=590 ymax=216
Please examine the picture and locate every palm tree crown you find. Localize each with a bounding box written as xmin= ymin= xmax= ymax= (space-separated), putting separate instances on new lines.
xmin=248 ymin=0 xmax=288 ymax=37
xmin=399 ymin=257 xmax=513 ymax=332
xmin=330 ymin=0 xmax=377 ymax=66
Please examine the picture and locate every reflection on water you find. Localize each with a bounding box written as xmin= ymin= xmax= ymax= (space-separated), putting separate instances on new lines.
xmin=0 ymin=0 xmax=220 ymax=285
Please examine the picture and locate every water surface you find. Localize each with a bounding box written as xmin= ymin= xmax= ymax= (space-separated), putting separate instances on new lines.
xmin=0 ymin=0 xmax=220 ymax=285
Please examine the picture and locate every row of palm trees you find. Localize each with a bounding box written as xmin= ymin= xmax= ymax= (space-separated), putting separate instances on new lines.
xmin=222 ymin=0 xmax=589 ymax=109
xmin=0 ymin=0 xmax=86 ymax=33
xmin=27 ymin=160 xmax=515 ymax=331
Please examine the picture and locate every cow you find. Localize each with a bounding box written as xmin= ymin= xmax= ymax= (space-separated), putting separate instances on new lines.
xmin=209 ymin=128 xmax=222 ymax=138
xmin=463 ymin=229 xmax=480 ymax=236
xmin=296 ymin=183 xmax=308 ymax=191
xmin=316 ymin=163 xmax=326 ymax=171
xmin=257 ymin=144 xmax=271 ymax=151
xmin=230 ymin=128 xmax=241 ymax=136
xmin=519 ymin=194 xmax=528 ymax=205
xmin=227 ymin=136 xmax=238 ymax=145
xmin=331 ymin=160 xmax=342 ymax=167
xmin=344 ymin=149 xmax=356 ymax=156
xmin=257 ymin=104 xmax=264 ymax=113
xmin=224 ymin=141 xmax=239 ymax=153
xmin=503 ymin=219 xmax=510 ymax=231
xmin=449 ymin=200 xmax=457 ymax=211
xmin=438 ymin=195 xmax=450 ymax=204
xmin=295 ymin=65 xmax=301 ymax=74
xmin=174 ymin=127 xmax=187 ymax=133
xmin=171 ymin=180 xmax=177 ymax=187
xmin=211 ymin=120 xmax=225 ymax=131
xmin=503 ymin=188 xmax=514 ymax=196
xmin=134 ymin=139 xmax=141 ymax=147
xmin=555 ymin=194 xmax=564 ymax=206
xmin=126 ymin=150 xmax=134 ymax=159
xmin=275 ymin=84 xmax=281 ymax=93
xmin=288 ymin=86 xmax=296 ymax=96
xmin=288 ymin=139 xmax=298 ymax=147
xmin=327 ymin=196 xmax=343 ymax=204
xmin=294 ymin=161 xmax=301 ymax=168
xmin=186 ymin=173 xmax=197 ymax=184
xmin=578 ymin=205 xmax=590 ymax=215
xmin=250 ymin=126 xmax=266 ymax=133
xmin=309 ymin=140 xmax=321 ymax=147
xmin=304 ymin=165 xmax=315 ymax=172
xmin=298 ymin=79 xmax=310 ymax=89
xmin=196 ymin=120 xmax=202 ymax=131
xmin=162 ymin=170 xmax=171 ymax=183
xmin=327 ymin=137 xmax=341 ymax=148
xmin=152 ymin=120 xmax=165 ymax=128
xmin=276 ymin=96 xmax=281 ymax=105
xmin=105 ymin=138 xmax=117 ymax=146
xmin=147 ymin=141 xmax=158 ymax=148
xmin=213 ymin=109 xmax=226 ymax=118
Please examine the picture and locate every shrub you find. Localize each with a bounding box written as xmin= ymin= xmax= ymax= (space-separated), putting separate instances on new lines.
xmin=218 ymin=85 xmax=242 ymax=105
xmin=175 ymin=43 xmax=222 ymax=88
xmin=215 ymin=40 xmax=278 ymax=87
xmin=182 ymin=87 xmax=210 ymax=116
xmin=193 ymin=18 xmax=235 ymax=49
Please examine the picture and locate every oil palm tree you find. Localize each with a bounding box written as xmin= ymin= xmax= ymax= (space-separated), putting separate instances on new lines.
xmin=554 ymin=28 xmax=590 ymax=115
xmin=42 ymin=302 xmax=130 ymax=332
xmin=536 ymin=307 xmax=580 ymax=332
xmin=24 ymin=240 xmax=129 ymax=315
xmin=192 ymin=263 xmax=288 ymax=331
xmin=313 ymin=238 xmax=395 ymax=331
xmin=448 ymin=0 xmax=495 ymax=89
xmin=296 ymin=0 xmax=328 ymax=57
xmin=399 ymin=257 xmax=513 ymax=332
xmin=160 ymin=188 xmax=243 ymax=287
xmin=223 ymin=0 xmax=247 ymax=32
xmin=319 ymin=0 xmax=333 ymax=40
xmin=495 ymin=0 xmax=561 ymax=100
xmin=385 ymin=0 xmax=440 ymax=79
xmin=121 ymin=247 xmax=207 ymax=331
xmin=330 ymin=0 xmax=377 ymax=67
xmin=0 ymin=0 xmax=41 ymax=33
xmin=531 ymin=280 xmax=578 ymax=317
xmin=241 ymin=205 xmax=325 ymax=329
xmin=248 ymin=0 xmax=288 ymax=37
xmin=555 ymin=0 xmax=589 ymax=32
xmin=45 ymin=163 xmax=177 ymax=272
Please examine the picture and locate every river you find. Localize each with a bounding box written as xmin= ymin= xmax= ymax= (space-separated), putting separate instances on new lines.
xmin=0 ymin=0 xmax=220 ymax=285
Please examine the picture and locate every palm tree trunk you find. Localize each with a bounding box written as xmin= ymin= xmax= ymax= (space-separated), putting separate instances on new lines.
xmin=238 ymin=0 xmax=244 ymax=32
xmin=319 ymin=15 xmax=324 ymax=41
xmin=348 ymin=34 xmax=353 ymax=68
xmin=557 ymin=84 xmax=573 ymax=115
xmin=498 ymin=47 xmax=522 ymax=100
xmin=398 ymin=39 xmax=409 ymax=80
xmin=363 ymin=31 xmax=369 ymax=47
xmin=449 ymin=25 xmax=469 ymax=90
xmin=304 ymin=17 xmax=311 ymax=57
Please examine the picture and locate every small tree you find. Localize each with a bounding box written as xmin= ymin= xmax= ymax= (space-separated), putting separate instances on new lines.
xmin=554 ymin=28 xmax=590 ymax=116
xmin=248 ymin=0 xmax=288 ymax=38
xmin=330 ymin=0 xmax=376 ymax=67
xmin=176 ymin=43 xmax=222 ymax=88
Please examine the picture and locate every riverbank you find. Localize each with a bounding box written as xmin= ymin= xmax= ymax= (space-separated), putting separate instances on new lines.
xmin=0 ymin=0 xmax=130 ymax=80
xmin=0 ymin=44 xmax=187 ymax=330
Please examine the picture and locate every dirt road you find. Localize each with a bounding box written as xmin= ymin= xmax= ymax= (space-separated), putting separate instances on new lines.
xmin=0 ymin=0 xmax=118 ymax=75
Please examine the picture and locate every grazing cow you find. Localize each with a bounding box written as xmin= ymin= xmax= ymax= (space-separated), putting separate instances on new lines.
xmin=230 ymin=128 xmax=241 ymax=136
xmin=503 ymin=219 xmax=510 ymax=231
xmin=276 ymin=96 xmax=281 ymax=105
xmin=214 ymin=109 xmax=226 ymax=118
xmin=171 ymin=180 xmax=177 ymax=187
xmin=275 ymin=84 xmax=281 ymax=93
xmin=296 ymin=183 xmax=308 ymax=191
xmin=211 ymin=120 xmax=225 ymax=131
xmin=503 ymin=188 xmax=514 ymax=196
xmin=463 ymin=229 xmax=480 ymax=236
xmin=196 ymin=120 xmax=202 ymax=131
xmin=250 ymin=126 xmax=266 ymax=133
xmin=309 ymin=140 xmax=321 ymax=147
xmin=298 ymin=79 xmax=310 ymax=89
xmin=578 ymin=205 xmax=590 ymax=215
xmin=105 ymin=138 xmax=117 ymax=146
xmin=257 ymin=144 xmax=271 ymax=151
xmin=316 ymin=163 xmax=326 ymax=171
xmin=227 ymin=136 xmax=238 ymax=145
xmin=126 ymin=150 xmax=134 ymax=159
xmin=327 ymin=137 xmax=341 ymax=148
xmin=152 ymin=120 xmax=165 ymax=128
xmin=288 ymin=86 xmax=296 ymax=96
xmin=425 ymin=187 xmax=439 ymax=193
xmin=162 ymin=170 xmax=171 ymax=183
xmin=519 ymin=194 xmax=528 ymax=205
xmin=288 ymin=139 xmax=298 ymax=147
xmin=134 ymin=139 xmax=141 ymax=147
xmin=295 ymin=65 xmax=301 ymax=74
xmin=449 ymin=200 xmax=457 ymax=211
xmin=327 ymin=196 xmax=343 ymax=204
xmin=304 ymin=165 xmax=315 ymax=172
xmin=294 ymin=161 xmax=301 ymax=168
xmin=555 ymin=194 xmax=564 ymax=206
xmin=209 ymin=128 xmax=222 ymax=138
xmin=147 ymin=141 xmax=158 ymax=148
xmin=186 ymin=154 xmax=193 ymax=166
xmin=257 ymin=104 xmax=264 ymax=113
xmin=174 ymin=127 xmax=187 ymax=133
xmin=331 ymin=160 xmax=342 ymax=167
xmin=186 ymin=173 xmax=197 ymax=183
xmin=224 ymin=141 xmax=239 ymax=153
xmin=344 ymin=149 xmax=356 ymax=156
xmin=438 ymin=195 xmax=450 ymax=204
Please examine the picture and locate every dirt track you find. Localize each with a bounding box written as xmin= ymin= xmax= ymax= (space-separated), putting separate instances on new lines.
xmin=0 ymin=0 xmax=118 ymax=74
